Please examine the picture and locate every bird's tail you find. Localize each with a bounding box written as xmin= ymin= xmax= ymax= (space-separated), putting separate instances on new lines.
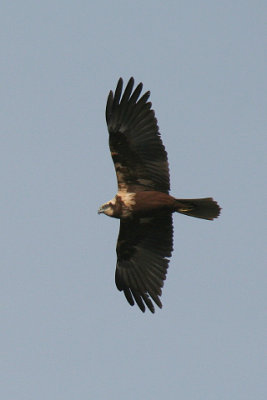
xmin=175 ymin=197 xmax=221 ymax=220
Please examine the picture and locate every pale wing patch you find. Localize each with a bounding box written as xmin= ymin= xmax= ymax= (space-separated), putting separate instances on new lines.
xmin=119 ymin=192 xmax=136 ymax=208
xmin=116 ymin=192 xmax=136 ymax=218
xmin=114 ymin=162 xmax=128 ymax=191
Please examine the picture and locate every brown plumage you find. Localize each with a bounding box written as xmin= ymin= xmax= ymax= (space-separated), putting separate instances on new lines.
xmin=98 ymin=77 xmax=221 ymax=313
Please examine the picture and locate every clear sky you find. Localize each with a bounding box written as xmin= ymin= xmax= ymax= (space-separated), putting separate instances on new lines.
xmin=1 ymin=1 xmax=266 ymax=399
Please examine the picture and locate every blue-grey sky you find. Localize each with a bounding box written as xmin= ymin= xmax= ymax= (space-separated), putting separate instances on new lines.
xmin=1 ymin=1 xmax=266 ymax=399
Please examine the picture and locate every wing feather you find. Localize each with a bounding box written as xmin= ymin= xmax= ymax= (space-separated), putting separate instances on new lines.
xmin=106 ymin=78 xmax=170 ymax=193
xmin=115 ymin=213 xmax=173 ymax=313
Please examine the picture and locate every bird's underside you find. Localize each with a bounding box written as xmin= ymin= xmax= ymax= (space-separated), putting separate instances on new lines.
xmin=99 ymin=77 xmax=221 ymax=313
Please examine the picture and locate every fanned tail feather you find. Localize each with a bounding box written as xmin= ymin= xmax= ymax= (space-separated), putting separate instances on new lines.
xmin=175 ymin=197 xmax=221 ymax=220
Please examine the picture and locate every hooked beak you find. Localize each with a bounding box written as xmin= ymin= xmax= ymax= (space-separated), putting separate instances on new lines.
xmin=98 ymin=206 xmax=104 ymax=215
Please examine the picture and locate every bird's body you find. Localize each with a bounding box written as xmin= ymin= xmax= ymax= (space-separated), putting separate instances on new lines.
xmin=101 ymin=190 xmax=219 ymax=220
xmin=98 ymin=77 xmax=221 ymax=313
xmin=101 ymin=191 xmax=175 ymax=218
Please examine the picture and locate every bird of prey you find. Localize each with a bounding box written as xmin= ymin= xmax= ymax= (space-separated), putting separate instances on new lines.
xmin=98 ymin=77 xmax=221 ymax=313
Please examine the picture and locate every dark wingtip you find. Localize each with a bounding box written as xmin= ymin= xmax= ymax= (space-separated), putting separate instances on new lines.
xmin=105 ymin=90 xmax=114 ymax=122
xmin=113 ymin=78 xmax=123 ymax=105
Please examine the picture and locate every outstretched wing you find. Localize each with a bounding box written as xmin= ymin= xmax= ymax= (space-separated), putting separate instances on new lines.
xmin=115 ymin=213 xmax=173 ymax=313
xmin=106 ymin=78 xmax=170 ymax=193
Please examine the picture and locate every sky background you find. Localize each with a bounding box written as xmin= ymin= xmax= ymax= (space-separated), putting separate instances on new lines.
xmin=1 ymin=1 xmax=266 ymax=399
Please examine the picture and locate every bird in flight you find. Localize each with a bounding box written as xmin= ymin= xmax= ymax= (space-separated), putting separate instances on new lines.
xmin=98 ymin=77 xmax=221 ymax=313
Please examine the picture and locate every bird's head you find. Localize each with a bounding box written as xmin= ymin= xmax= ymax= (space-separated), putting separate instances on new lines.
xmin=98 ymin=201 xmax=114 ymax=217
